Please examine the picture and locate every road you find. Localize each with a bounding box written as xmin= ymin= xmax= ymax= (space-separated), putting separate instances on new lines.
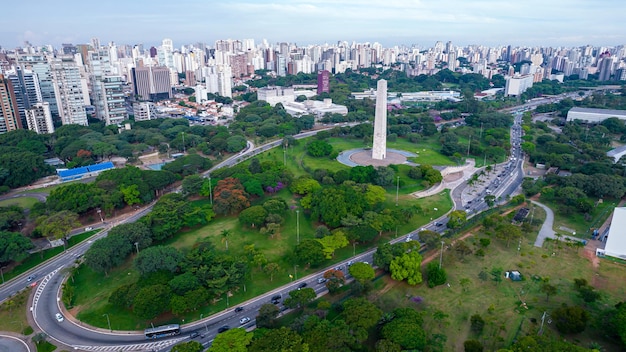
xmin=13 ymin=103 xmax=547 ymax=351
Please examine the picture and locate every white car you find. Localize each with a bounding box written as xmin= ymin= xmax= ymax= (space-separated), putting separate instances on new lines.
xmin=55 ymin=313 xmax=64 ymax=322
xmin=239 ymin=317 xmax=251 ymax=325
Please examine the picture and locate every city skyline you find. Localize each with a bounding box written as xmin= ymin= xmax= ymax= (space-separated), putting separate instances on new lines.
xmin=3 ymin=0 xmax=626 ymax=49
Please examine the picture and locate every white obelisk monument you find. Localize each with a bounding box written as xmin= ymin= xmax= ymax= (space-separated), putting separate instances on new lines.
xmin=372 ymin=79 xmax=388 ymax=160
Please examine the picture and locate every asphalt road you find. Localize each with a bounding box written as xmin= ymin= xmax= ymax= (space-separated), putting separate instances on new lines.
xmin=10 ymin=105 xmax=546 ymax=351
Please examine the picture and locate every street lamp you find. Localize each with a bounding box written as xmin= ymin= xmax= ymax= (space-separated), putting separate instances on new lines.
xmin=396 ymin=176 xmax=400 ymax=206
xmin=296 ymin=210 xmax=300 ymax=244
xmin=201 ymin=314 xmax=208 ymax=333
xmin=208 ymin=174 xmax=213 ymax=205
xmin=103 ymin=313 xmax=111 ymax=332
xmin=134 ymin=242 xmax=139 ymax=254
xmin=97 ymin=208 xmax=103 ymax=222
xmin=294 ymin=265 xmax=298 ymax=280
xmin=0 ymin=266 xmax=5 ymax=284
xmin=439 ymin=241 xmax=445 ymax=269
xmin=182 ymin=132 xmax=186 ymax=153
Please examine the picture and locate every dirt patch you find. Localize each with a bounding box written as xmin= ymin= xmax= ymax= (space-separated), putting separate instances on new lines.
xmin=443 ymin=171 xmax=463 ymax=182
xmin=582 ymin=240 xmax=602 ymax=269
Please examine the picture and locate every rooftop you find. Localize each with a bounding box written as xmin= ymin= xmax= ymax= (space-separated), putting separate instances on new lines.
xmin=569 ymin=107 xmax=626 ymax=116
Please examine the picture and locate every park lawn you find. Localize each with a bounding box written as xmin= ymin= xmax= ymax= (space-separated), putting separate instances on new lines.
xmin=540 ymin=198 xmax=618 ymax=238
xmin=70 ymin=187 xmax=454 ymax=330
xmin=371 ymin=209 xmax=626 ymax=352
xmin=0 ymin=288 xmax=31 ymax=334
xmin=0 ymin=196 xmax=41 ymax=209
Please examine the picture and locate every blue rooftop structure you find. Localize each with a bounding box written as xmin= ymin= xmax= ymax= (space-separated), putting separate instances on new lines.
xmin=57 ymin=162 xmax=114 ymax=181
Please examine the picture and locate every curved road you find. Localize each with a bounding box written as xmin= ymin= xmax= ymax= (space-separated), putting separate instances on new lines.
xmin=15 ymin=106 xmax=540 ymax=351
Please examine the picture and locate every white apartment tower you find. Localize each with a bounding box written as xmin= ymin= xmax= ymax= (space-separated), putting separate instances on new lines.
xmin=100 ymin=76 xmax=127 ymax=125
xmin=51 ymin=56 xmax=88 ymax=126
xmin=205 ymin=65 xmax=232 ymax=98
xmin=25 ymin=102 xmax=55 ymax=134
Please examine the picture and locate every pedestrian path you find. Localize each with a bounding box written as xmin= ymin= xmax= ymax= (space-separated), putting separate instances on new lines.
xmin=74 ymin=337 xmax=185 ymax=351
xmin=531 ymin=200 xmax=584 ymax=247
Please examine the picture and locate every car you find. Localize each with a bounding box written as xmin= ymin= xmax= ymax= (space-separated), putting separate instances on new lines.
xmin=271 ymin=294 xmax=282 ymax=304
xmin=190 ymin=332 xmax=200 ymax=339
xmin=55 ymin=313 xmax=64 ymax=322
xmin=85 ymin=227 xmax=93 ymax=231
xmin=297 ymin=282 xmax=308 ymax=290
xmin=217 ymin=325 xmax=230 ymax=333
xmin=317 ymin=277 xmax=327 ymax=284
xmin=362 ymin=261 xmax=369 ymax=265
xmin=347 ymin=260 xmax=354 ymax=266
xmin=234 ymin=306 xmax=244 ymax=313
xmin=435 ymin=222 xmax=443 ymax=227
xmin=239 ymin=317 xmax=251 ymax=325
xmin=405 ymin=235 xmax=413 ymax=243
xmin=27 ymin=275 xmax=36 ymax=282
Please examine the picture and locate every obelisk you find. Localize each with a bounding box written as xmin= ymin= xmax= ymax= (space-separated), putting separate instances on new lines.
xmin=372 ymin=79 xmax=387 ymax=160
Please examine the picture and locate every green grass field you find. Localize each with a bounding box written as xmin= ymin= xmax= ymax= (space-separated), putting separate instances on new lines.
xmin=370 ymin=205 xmax=626 ymax=351
xmin=540 ymin=198 xmax=617 ymax=237
xmin=0 ymin=196 xmax=42 ymax=209
xmin=0 ymin=289 xmax=31 ymax=334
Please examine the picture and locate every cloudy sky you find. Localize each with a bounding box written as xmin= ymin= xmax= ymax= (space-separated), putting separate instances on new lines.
xmin=3 ymin=0 xmax=625 ymax=49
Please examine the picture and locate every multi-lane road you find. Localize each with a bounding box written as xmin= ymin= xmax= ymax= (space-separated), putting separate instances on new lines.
xmin=1 ymin=98 xmax=564 ymax=351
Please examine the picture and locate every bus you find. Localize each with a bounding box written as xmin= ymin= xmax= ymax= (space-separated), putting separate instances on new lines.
xmin=144 ymin=324 xmax=181 ymax=339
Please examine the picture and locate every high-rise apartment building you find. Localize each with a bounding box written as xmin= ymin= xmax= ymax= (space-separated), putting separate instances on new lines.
xmin=131 ymin=66 xmax=172 ymax=101
xmin=133 ymin=102 xmax=157 ymax=121
xmin=205 ymin=65 xmax=232 ymax=98
xmin=17 ymin=54 xmax=58 ymax=116
xmin=25 ymin=102 xmax=54 ymax=134
xmin=317 ymin=70 xmax=330 ymax=95
xmin=51 ymin=56 xmax=88 ymax=126
xmin=100 ymin=76 xmax=127 ymax=125
xmin=7 ymin=66 xmax=42 ymax=127
xmin=0 ymin=75 xmax=22 ymax=134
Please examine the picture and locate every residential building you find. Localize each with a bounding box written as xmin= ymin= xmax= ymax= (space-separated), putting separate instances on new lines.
xmin=51 ymin=56 xmax=88 ymax=126
xmin=131 ymin=66 xmax=172 ymax=101
xmin=7 ymin=66 xmax=42 ymax=126
xmin=16 ymin=54 xmax=58 ymax=116
xmin=504 ymin=74 xmax=534 ymax=96
xmin=100 ymin=76 xmax=127 ymax=125
xmin=0 ymin=74 xmax=22 ymax=133
xmin=25 ymin=102 xmax=55 ymax=134
xmin=133 ymin=102 xmax=157 ymax=121
xmin=317 ymin=70 xmax=330 ymax=95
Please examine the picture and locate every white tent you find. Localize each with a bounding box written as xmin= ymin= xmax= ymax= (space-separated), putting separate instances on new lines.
xmin=600 ymin=208 xmax=626 ymax=260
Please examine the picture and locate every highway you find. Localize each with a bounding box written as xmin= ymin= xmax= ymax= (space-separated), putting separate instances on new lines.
xmin=4 ymin=98 xmax=563 ymax=351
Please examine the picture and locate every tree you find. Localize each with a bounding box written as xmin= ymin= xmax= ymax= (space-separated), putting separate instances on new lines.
xmin=348 ymin=262 xmax=375 ymax=285
xmin=263 ymin=262 xmax=280 ymax=281
xmin=381 ymin=308 xmax=426 ymax=350
xmin=220 ymin=229 xmax=231 ymax=250
xmin=294 ymin=239 xmax=326 ymax=267
xmin=132 ymin=284 xmax=171 ymax=319
xmin=447 ymin=210 xmax=467 ymax=229
xmin=427 ymin=262 xmax=447 ymax=288
xmin=341 ymin=297 xmax=382 ymax=331
xmin=464 ymin=339 xmax=484 ymax=352
xmin=248 ymin=326 xmax=309 ymax=352
xmin=460 ymin=277 xmax=472 ymax=292
xmin=120 ymin=184 xmax=141 ymax=206
xmin=541 ymin=282 xmax=558 ymax=302
xmin=171 ymin=341 xmax=203 ymax=352
xmin=290 ymin=177 xmax=322 ymax=195
xmin=0 ymin=231 xmax=33 ymax=264
xmin=307 ymin=140 xmax=333 ymax=157
xmin=256 ymin=303 xmax=280 ymax=328
xmin=470 ymin=314 xmax=485 ymax=334
xmin=375 ymin=339 xmax=402 ymax=352
xmin=36 ymin=210 xmax=81 ymax=244
xmin=212 ymin=177 xmax=250 ymax=215
xmin=181 ymin=175 xmax=204 ymax=196
xmin=323 ymin=269 xmax=345 ymax=293
xmin=317 ymin=231 xmax=349 ymax=259
xmin=284 ymin=288 xmax=316 ymax=310
xmin=209 ymin=328 xmax=252 ymax=352
xmin=390 ymin=251 xmax=423 ymax=285
xmin=239 ymin=206 xmax=268 ymax=228
xmin=134 ymin=246 xmax=182 ymax=276
xmin=613 ymin=302 xmax=626 ymax=346
xmin=552 ymin=305 xmax=590 ymax=334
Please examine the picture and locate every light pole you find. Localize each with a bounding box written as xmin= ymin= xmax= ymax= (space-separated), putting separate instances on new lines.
xmin=182 ymin=132 xmax=186 ymax=153
xmin=97 ymin=208 xmax=103 ymax=222
xmin=103 ymin=313 xmax=111 ymax=332
xmin=208 ymin=175 xmax=213 ymax=205
xmin=396 ymin=176 xmax=400 ymax=206
xmin=439 ymin=241 xmax=445 ymax=269
xmin=0 ymin=266 xmax=5 ymax=284
xmin=201 ymin=314 xmax=208 ymax=333
xmin=134 ymin=242 xmax=139 ymax=254
xmin=226 ymin=293 xmax=229 ymax=308
xmin=283 ymin=145 xmax=286 ymax=166
xmin=294 ymin=265 xmax=298 ymax=280
xmin=296 ymin=210 xmax=300 ymax=244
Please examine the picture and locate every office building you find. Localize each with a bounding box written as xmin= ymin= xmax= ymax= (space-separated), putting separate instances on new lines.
xmin=25 ymin=102 xmax=54 ymax=134
xmin=0 ymin=74 xmax=22 ymax=134
xmin=131 ymin=66 xmax=172 ymax=101
xmin=257 ymin=86 xmax=295 ymax=106
xmin=504 ymin=74 xmax=534 ymax=96
xmin=51 ymin=56 xmax=88 ymax=126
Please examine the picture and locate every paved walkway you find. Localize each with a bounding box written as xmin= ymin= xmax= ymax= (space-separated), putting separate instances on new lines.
xmin=532 ymin=200 xmax=584 ymax=247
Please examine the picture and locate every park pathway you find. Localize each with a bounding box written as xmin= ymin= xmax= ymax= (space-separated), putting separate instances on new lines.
xmin=531 ymin=200 xmax=583 ymax=247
